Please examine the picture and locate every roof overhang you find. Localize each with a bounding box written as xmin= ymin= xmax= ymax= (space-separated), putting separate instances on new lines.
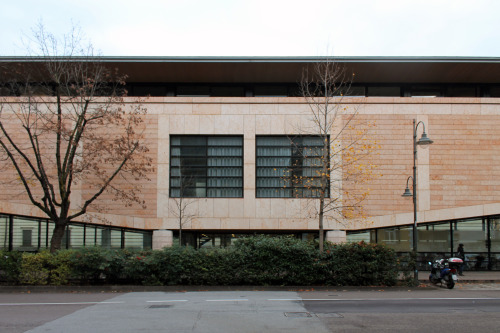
xmin=2 ymin=56 xmax=500 ymax=84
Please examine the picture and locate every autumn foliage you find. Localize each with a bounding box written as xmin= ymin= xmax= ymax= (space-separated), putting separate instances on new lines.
xmin=294 ymin=58 xmax=380 ymax=252
xmin=0 ymin=25 xmax=152 ymax=252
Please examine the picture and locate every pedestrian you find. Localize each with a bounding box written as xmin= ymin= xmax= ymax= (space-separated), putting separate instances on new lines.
xmin=456 ymin=243 xmax=465 ymax=276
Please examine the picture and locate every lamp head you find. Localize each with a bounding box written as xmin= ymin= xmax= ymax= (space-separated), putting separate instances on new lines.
xmin=417 ymin=132 xmax=434 ymax=146
xmin=402 ymin=186 xmax=413 ymax=197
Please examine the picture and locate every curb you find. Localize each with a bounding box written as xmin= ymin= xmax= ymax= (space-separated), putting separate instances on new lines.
xmin=0 ymin=284 xmax=434 ymax=293
xmin=2 ymin=281 xmax=499 ymax=293
xmin=419 ymin=280 xmax=500 ymax=284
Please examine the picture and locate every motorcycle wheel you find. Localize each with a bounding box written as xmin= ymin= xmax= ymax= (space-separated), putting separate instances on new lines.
xmin=429 ymin=276 xmax=439 ymax=284
xmin=447 ymin=280 xmax=455 ymax=289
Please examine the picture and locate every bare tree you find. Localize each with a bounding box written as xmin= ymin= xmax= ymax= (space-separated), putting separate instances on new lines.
xmin=292 ymin=58 xmax=378 ymax=252
xmin=0 ymin=24 xmax=152 ymax=252
xmin=168 ymin=170 xmax=197 ymax=246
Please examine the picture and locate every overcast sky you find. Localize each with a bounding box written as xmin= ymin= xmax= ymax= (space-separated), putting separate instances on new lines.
xmin=1 ymin=0 xmax=500 ymax=57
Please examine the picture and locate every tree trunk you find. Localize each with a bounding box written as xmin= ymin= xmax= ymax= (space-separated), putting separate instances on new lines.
xmin=319 ymin=198 xmax=325 ymax=253
xmin=179 ymin=215 xmax=183 ymax=246
xmin=50 ymin=221 xmax=67 ymax=253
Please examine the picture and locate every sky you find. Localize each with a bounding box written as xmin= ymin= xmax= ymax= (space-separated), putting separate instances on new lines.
xmin=1 ymin=0 xmax=500 ymax=57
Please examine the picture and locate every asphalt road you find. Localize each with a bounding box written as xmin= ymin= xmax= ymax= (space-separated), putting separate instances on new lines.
xmin=1 ymin=285 xmax=500 ymax=332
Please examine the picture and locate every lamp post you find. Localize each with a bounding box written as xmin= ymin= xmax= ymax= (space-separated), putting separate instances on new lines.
xmin=402 ymin=119 xmax=433 ymax=284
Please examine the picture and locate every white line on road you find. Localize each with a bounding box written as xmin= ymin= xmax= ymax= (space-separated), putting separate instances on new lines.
xmin=269 ymin=298 xmax=500 ymax=301
xmin=0 ymin=301 xmax=124 ymax=306
xmin=206 ymin=299 xmax=249 ymax=302
xmin=3 ymin=298 xmax=498 ymax=307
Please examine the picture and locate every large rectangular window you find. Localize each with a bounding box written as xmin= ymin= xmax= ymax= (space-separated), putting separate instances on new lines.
xmin=417 ymin=222 xmax=451 ymax=253
xmin=170 ymin=136 xmax=243 ymax=198
xmin=453 ymin=219 xmax=487 ymax=253
xmin=256 ymin=136 xmax=328 ymax=198
xmin=377 ymin=226 xmax=412 ymax=252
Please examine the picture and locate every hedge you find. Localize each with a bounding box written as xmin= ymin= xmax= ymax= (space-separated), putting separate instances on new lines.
xmin=0 ymin=236 xmax=398 ymax=286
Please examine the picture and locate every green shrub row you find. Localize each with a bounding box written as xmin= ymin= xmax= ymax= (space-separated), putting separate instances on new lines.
xmin=0 ymin=236 xmax=398 ymax=286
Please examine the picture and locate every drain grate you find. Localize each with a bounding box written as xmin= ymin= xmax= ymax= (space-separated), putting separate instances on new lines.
xmin=284 ymin=312 xmax=312 ymax=317
xmin=149 ymin=304 xmax=172 ymax=309
xmin=315 ymin=313 xmax=344 ymax=318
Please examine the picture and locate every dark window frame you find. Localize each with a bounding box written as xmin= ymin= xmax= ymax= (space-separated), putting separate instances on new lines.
xmin=256 ymin=135 xmax=329 ymax=198
xmin=169 ymin=135 xmax=244 ymax=198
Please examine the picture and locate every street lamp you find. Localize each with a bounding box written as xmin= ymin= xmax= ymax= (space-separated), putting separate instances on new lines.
xmin=402 ymin=119 xmax=434 ymax=284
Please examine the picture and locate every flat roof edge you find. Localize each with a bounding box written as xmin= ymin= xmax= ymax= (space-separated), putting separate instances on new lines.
xmin=2 ymin=56 xmax=500 ymax=64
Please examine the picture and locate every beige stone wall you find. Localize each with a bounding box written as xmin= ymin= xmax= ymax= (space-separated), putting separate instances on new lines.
xmin=156 ymin=97 xmax=329 ymax=232
xmin=2 ymin=96 xmax=500 ymax=232
xmin=429 ymin=114 xmax=500 ymax=209
xmin=0 ymin=98 xmax=158 ymax=226
xmin=349 ymin=98 xmax=500 ymax=229
xmin=153 ymin=96 xmax=500 ymax=231
xmin=80 ymin=109 xmax=159 ymax=219
xmin=0 ymin=108 xmax=61 ymax=206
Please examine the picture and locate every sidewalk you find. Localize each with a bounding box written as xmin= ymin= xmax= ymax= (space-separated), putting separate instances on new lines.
xmin=419 ymin=270 xmax=500 ymax=283
xmin=1 ymin=271 xmax=499 ymax=293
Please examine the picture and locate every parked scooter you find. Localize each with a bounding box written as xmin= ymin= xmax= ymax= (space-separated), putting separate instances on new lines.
xmin=428 ymin=258 xmax=463 ymax=289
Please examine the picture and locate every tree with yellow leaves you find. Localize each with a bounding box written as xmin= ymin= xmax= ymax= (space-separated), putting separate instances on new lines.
xmin=289 ymin=58 xmax=379 ymax=253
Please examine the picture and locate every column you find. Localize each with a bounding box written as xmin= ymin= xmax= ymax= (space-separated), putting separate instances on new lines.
xmin=326 ymin=229 xmax=347 ymax=244
xmin=152 ymin=229 xmax=173 ymax=249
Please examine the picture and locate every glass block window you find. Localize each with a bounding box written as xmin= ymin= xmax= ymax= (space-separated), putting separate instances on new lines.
xmin=170 ymin=136 xmax=243 ymax=198
xmin=256 ymin=136 xmax=328 ymax=198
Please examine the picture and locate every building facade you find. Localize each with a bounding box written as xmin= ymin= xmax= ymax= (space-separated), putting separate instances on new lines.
xmin=1 ymin=57 xmax=500 ymax=269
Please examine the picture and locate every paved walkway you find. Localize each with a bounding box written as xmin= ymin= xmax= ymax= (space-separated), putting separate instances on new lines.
xmin=1 ymin=271 xmax=500 ymax=294
xmin=418 ymin=270 xmax=500 ymax=283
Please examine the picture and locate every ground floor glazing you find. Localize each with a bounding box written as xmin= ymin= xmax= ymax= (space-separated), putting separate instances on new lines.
xmin=347 ymin=216 xmax=500 ymax=271
xmin=0 ymin=214 xmax=152 ymax=251
xmin=2 ymin=212 xmax=500 ymax=271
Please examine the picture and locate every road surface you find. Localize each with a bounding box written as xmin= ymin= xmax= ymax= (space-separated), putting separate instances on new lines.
xmin=1 ymin=284 xmax=499 ymax=332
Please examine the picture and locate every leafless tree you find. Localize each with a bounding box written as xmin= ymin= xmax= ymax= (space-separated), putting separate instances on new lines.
xmin=293 ymin=58 xmax=378 ymax=252
xmin=168 ymin=170 xmax=197 ymax=246
xmin=0 ymin=24 xmax=153 ymax=252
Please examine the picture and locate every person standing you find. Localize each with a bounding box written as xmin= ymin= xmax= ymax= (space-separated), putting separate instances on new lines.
xmin=456 ymin=243 xmax=465 ymax=276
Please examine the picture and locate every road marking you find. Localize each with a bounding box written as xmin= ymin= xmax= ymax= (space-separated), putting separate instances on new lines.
xmin=269 ymin=298 xmax=500 ymax=301
xmin=0 ymin=301 xmax=124 ymax=306
xmin=206 ymin=299 xmax=249 ymax=302
xmin=3 ymin=297 xmax=498 ymax=307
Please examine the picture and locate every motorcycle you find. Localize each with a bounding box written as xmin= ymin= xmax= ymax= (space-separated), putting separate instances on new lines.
xmin=428 ymin=257 xmax=463 ymax=289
